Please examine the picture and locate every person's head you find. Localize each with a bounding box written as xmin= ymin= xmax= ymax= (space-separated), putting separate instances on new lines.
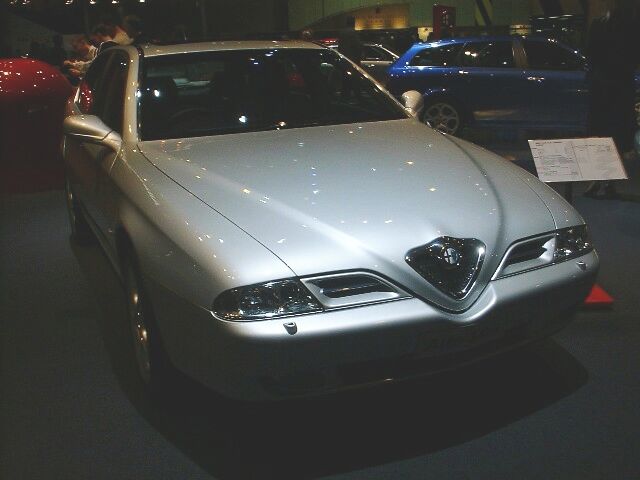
xmin=72 ymin=35 xmax=91 ymax=56
xmin=122 ymin=15 xmax=143 ymax=40
xmin=300 ymin=29 xmax=313 ymax=41
xmin=90 ymin=24 xmax=114 ymax=46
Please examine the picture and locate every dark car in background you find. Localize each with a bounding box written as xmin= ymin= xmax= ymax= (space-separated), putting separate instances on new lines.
xmin=319 ymin=39 xmax=398 ymax=82
xmin=387 ymin=35 xmax=624 ymax=136
xmin=360 ymin=43 xmax=399 ymax=81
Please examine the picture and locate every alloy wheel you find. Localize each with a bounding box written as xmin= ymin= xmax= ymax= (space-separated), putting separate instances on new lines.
xmin=64 ymin=177 xmax=78 ymax=236
xmin=424 ymin=102 xmax=461 ymax=135
xmin=126 ymin=267 xmax=152 ymax=385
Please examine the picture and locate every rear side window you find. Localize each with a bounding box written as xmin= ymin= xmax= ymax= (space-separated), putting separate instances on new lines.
xmin=523 ymin=40 xmax=583 ymax=70
xmin=410 ymin=44 xmax=461 ymax=67
xmin=460 ymin=41 xmax=514 ymax=68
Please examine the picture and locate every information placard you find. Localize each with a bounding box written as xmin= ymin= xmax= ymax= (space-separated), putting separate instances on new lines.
xmin=528 ymin=137 xmax=628 ymax=183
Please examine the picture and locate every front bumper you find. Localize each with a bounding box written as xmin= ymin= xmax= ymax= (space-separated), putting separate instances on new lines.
xmin=149 ymin=250 xmax=598 ymax=401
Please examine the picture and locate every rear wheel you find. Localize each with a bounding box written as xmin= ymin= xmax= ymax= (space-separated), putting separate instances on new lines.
xmin=64 ymin=175 xmax=94 ymax=245
xmin=423 ymin=99 xmax=464 ymax=136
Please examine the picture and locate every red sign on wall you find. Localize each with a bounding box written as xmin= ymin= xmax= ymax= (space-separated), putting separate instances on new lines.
xmin=433 ymin=5 xmax=456 ymax=40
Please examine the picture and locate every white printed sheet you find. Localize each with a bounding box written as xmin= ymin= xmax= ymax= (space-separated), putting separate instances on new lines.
xmin=528 ymin=137 xmax=628 ymax=183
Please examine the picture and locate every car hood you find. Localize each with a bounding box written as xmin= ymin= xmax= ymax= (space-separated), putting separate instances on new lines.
xmin=139 ymin=119 xmax=557 ymax=311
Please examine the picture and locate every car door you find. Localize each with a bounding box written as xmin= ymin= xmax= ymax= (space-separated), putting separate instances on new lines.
xmin=65 ymin=51 xmax=113 ymax=219
xmin=386 ymin=42 xmax=464 ymax=97
xmin=457 ymin=39 xmax=526 ymax=125
xmin=518 ymin=38 xmax=588 ymax=130
xmin=66 ymin=51 xmax=128 ymax=252
xmin=361 ymin=44 xmax=398 ymax=81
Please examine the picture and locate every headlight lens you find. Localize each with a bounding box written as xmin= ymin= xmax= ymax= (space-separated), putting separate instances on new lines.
xmin=213 ymin=279 xmax=322 ymax=321
xmin=554 ymin=225 xmax=592 ymax=261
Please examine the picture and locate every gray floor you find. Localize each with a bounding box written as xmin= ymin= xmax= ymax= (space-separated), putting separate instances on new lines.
xmin=2 ymin=159 xmax=640 ymax=479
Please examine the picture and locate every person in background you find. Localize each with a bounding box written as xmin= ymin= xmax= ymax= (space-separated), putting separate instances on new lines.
xmin=63 ymin=35 xmax=97 ymax=79
xmin=112 ymin=20 xmax=133 ymax=45
xmin=89 ymin=23 xmax=115 ymax=50
xmin=60 ymin=23 xmax=113 ymax=81
xmin=97 ymin=15 xmax=145 ymax=54
xmin=122 ymin=15 xmax=147 ymax=43
xmin=584 ymin=0 xmax=640 ymax=198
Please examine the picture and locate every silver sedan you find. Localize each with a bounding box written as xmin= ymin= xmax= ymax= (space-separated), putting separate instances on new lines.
xmin=63 ymin=41 xmax=598 ymax=401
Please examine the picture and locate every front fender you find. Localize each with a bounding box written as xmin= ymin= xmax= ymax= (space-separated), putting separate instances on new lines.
xmin=423 ymin=87 xmax=451 ymax=99
xmin=109 ymin=148 xmax=295 ymax=311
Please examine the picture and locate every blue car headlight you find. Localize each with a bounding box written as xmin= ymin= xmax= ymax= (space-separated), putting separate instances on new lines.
xmin=213 ymin=279 xmax=322 ymax=321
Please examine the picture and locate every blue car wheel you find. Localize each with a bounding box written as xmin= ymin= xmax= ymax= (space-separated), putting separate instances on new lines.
xmin=423 ymin=99 xmax=463 ymax=135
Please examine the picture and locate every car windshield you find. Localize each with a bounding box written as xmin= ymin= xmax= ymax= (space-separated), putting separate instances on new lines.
xmin=139 ymin=48 xmax=407 ymax=140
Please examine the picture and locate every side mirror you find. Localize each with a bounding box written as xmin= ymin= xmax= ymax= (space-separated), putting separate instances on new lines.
xmin=400 ymin=90 xmax=424 ymax=118
xmin=63 ymin=114 xmax=121 ymax=151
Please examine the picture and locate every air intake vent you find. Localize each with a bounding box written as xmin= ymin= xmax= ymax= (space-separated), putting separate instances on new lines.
xmin=302 ymin=272 xmax=410 ymax=309
xmin=311 ymin=275 xmax=395 ymax=298
xmin=494 ymin=235 xmax=555 ymax=278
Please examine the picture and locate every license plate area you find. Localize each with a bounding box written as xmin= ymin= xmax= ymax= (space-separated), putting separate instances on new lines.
xmin=414 ymin=320 xmax=527 ymax=358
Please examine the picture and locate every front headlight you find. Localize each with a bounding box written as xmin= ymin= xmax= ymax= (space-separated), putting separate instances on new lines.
xmin=554 ymin=225 xmax=593 ymax=261
xmin=213 ymin=279 xmax=322 ymax=321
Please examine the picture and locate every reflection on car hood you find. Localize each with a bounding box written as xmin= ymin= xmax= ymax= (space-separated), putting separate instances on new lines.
xmin=139 ymin=119 xmax=555 ymax=311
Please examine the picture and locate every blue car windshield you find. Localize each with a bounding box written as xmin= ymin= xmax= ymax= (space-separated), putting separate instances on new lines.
xmin=139 ymin=48 xmax=407 ymax=140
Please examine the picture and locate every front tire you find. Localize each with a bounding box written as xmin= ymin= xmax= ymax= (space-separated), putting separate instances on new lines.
xmin=123 ymin=257 xmax=171 ymax=394
xmin=423 ymin=99 xmax=464 ymax=136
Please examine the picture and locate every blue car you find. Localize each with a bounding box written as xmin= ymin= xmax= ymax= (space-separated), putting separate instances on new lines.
xmin=387 ymin=36 xmax=594 ymax=135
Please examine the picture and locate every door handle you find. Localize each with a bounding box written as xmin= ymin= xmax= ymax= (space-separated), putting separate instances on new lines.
xmin=527 ymin=76 xmax=545 ymax=82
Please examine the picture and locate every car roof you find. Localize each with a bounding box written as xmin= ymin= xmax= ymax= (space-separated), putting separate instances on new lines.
xmin=422 ymin=35 xmax=517 ymax=47
xmin=420 ymin=34 xmax=570 ymax=48
xmin=140 ymin=40 xmax=325 ymax=57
